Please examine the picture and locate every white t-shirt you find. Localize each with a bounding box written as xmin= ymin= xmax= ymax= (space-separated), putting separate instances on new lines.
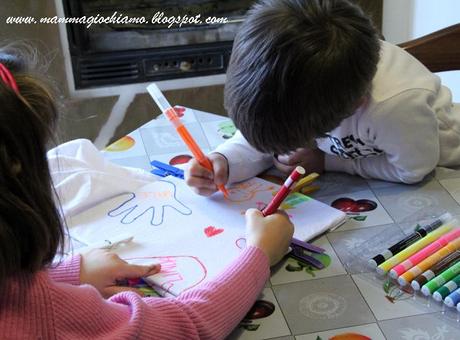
xmin=215 ymin=41 xmax=460 ymax=184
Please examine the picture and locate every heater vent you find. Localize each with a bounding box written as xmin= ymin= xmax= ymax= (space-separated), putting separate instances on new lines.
xmin=78 ymin=59 xmax=140 ymax=86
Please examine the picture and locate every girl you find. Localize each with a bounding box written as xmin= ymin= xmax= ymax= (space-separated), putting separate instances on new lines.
xmin=0 ymin=45 xmax=294 ymax=339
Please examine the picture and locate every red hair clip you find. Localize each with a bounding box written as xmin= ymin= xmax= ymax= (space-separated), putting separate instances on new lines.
xmin=0 ymin=63 xmax=19 ymax=93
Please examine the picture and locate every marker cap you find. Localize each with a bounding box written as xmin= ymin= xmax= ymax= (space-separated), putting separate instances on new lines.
xmin=421 ymin=285 xmax=431 ymax=296
xmin=411 ymin=280 xmax=421 ymax=291
xmin=444 ymin=296 xmax=454 ymax=307
xmin=398 ymin=276 xmax=407 ymax=286
xmin=432 ymin=291 xmax=444 ymax=301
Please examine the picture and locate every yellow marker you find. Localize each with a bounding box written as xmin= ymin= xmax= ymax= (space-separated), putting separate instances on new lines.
xmin=292 ymin=172 xmax=319 ymax=193
xmin=377 ymin=223 xmax=454 ymax=275
xmin=398 ymin=236 xmax=460 ymax=286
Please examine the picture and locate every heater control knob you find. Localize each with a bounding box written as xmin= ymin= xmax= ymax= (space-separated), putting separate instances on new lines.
xmin=180 ymin=61 xmax=192 ymax=72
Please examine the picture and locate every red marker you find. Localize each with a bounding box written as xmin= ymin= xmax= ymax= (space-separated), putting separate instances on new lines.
xmin=262 ymin=166 xmax=306 ymax=216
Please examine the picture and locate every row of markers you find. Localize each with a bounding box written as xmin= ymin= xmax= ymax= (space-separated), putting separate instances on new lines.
xmin=369 ymin=213 xmax=460 ymax=310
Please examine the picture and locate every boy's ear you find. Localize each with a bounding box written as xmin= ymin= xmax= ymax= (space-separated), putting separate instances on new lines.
xmin=355 ymin=95 xmax=370 ymax=109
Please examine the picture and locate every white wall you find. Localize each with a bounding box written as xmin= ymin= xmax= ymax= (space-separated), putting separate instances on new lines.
xmin=382 ymin=0 xmax=460 ymax=101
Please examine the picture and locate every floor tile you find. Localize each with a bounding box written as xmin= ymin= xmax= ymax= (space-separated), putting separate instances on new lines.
xmin=317 ymin=190 xmax=394 ymax=231
xmin=378 ymin=312 xmax=460 ymax=339
xmin=396 ymin=212 xmax=458 ymax=236
xmin=310 ymin=172 xmax=370 ymax=199
xmin=352 ymin=272 xmax=442 ymax=320
xmin=296 ymin=323 xmax=386 ymax=340
xmin=440 ymin=177 xmax=460 ymax=204
xmin=435 ymin=166 xmax=460 ymax=180
xmin=273 ymin=276 xmax=375 ymax=335
xmin=372 ymin=180 xmax=460 ymax=223
xmin=270 ymin=236 xmax=347 ymax=285
xmin=229 ymin=288 xmax=291 ymax=340
xmin=327 ymin=224 xmax=405 ymax=274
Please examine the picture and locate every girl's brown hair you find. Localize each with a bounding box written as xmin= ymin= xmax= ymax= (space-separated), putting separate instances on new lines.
xmin=0 ymin=43 xmax=64 ymax=289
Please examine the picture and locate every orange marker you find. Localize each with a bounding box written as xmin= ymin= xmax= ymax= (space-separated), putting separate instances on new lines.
xmin=147 ymin=83 xmax=229 ymax=197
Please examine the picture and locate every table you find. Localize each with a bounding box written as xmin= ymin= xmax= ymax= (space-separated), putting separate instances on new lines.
xmin=103 ymin=107 xmax=460 ymax=340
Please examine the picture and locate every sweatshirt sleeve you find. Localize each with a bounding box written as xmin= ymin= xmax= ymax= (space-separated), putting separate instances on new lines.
xmin=51 ymin=246 xmax=270 ymax=340
xmin=47 ymin=255 xmax=81 ymax=285
xmin=325 ymin=90 xmax=440 ymax=184
xmin=213 ymin=131 xmax=273 ymax=183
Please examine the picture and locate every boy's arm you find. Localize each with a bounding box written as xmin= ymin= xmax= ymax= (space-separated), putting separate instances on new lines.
xmin=324 ymin=90 xmax=440 ymax=184
xmin=214 ymin=131 xmax=273 ymax=183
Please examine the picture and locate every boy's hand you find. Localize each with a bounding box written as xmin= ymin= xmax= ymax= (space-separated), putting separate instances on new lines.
xmin=185 ymin=152 xmax=229 ymax=196
xmin=274 ymin=148 xmax=325 ymax=175
xmin=245 ymin=208 xmax=294 ymax=266
xmin=80 ymin=249 xmax=161 ymax=298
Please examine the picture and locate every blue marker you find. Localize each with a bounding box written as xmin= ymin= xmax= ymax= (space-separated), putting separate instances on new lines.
xmin=444 ymin=287 xmax=460 ymax=307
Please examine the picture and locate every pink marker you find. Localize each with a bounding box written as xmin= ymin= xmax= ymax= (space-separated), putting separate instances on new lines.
xmin=390 ymin=228 xmax=460 ymax=279
xmin=262 ymin=166 xmax=305 ymax=216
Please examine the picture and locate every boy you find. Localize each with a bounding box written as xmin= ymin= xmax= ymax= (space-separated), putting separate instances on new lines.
xmin=186 ymin=0 xmax=460 ymax=196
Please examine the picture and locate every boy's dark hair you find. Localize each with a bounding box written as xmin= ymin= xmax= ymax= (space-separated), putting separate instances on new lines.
xmin=225 ymin=0 xmax=380 ymax=154
xmin=0 ymin=43 xmax=64 ymax=289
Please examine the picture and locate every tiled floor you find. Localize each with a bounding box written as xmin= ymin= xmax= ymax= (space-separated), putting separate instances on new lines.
xmin=228 ymin=168 xmax=460 ymax=339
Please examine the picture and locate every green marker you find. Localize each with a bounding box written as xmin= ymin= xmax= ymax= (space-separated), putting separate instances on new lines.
xmin=421 ymin=262 xmax=460 ymax=296
xmin=432 ymin=273 xmax=460 ymax=301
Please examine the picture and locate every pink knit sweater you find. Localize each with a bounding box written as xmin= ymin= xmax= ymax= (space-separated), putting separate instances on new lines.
xmin=0 ymin=246 xmax=269 ymax=339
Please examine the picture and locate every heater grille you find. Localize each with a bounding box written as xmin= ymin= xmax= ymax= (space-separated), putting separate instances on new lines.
xmin=78 ymin=59 xmax=140 ymax=86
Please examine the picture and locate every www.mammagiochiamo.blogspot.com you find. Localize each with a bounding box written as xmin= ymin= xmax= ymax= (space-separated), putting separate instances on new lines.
xmin=6 ymin=11 xmax=229 ymax=28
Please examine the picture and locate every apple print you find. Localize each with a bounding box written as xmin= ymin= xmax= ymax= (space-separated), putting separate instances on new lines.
xmin=169 ymin=154 xmax=192 ymax=165
xmin=331 ymin=197 xmax=377 ymax=213
xmin=174 ymin=106 xmax=186 ymax=117
xmin=244 ymin=300 xmax=275 ymax=320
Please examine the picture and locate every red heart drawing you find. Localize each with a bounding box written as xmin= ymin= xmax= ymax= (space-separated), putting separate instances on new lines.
xmin=331 ymin=197 xmax=377 ymax=213
xmin=204 ymin=226 xmax=224 ymax=237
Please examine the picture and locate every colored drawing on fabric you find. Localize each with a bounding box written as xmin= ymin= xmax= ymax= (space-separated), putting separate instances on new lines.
xmin=280 ymin=192 xmax=311 ymax=210
xmin=285 ymin=252 xmax=331 ymax=277
xmin=128 ymin=255 xmax=207 ymax=294
xmin=118 ymin=278 xmax=161 ymax=297
xmin=107 ymin=180 xmax=192 ymax=226
xmin=105 ymin=135 xmax=135 ymax=152
xmin=217 ymin=120 xmax=237 ymax=139
xmin=204 ymin=226 xmax=224 ymax=237
xmin=235 ymin=237 xmax=246 ymax=249
xmin=226 ymin=179 xmax=276 ymax=203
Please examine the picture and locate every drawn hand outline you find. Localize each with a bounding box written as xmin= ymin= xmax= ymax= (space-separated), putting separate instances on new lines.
xmin=108 ymin=180 xmax=192 ymax=226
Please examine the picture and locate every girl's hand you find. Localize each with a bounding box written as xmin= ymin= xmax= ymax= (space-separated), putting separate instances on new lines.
xmin=80 ymin=249 xmax=160 ymax=298
xmin=245 ymin=208 xmax=294 ymax=266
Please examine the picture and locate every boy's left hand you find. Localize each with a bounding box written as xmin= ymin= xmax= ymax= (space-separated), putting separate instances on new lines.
xmin=80 ymin=249 xmax=161 ymax=298
xmin=273 ymin=148 xmax=325 ymax=175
